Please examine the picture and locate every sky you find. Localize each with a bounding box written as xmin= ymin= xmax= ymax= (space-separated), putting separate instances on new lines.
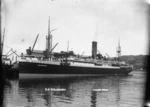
xmin=1 ymin=0 xmax=149 ymax=57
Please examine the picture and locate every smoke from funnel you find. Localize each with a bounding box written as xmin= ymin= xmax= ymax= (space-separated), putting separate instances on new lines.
xmin=93 ymin=24 xmax=99 ymax=41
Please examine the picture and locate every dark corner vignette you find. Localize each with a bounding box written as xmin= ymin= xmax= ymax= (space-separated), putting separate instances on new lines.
xmin=144 ymin=39 xmax=150 ymax=107
xmin=0 ymin=0 xmax=4 ymax=107
xmin=144 ymin=2 xmax=150 ymax=107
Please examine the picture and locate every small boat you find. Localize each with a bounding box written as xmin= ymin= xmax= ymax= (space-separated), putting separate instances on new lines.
xmin=2 ymin=57 xmax=13 ymax=71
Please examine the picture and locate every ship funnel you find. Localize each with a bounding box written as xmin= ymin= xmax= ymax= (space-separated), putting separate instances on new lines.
xmin=92 ymin=41 xmax=97 ymax=59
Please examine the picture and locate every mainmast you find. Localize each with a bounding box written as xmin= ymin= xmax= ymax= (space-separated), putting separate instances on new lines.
xmin=116 ymin=38 xmax=121 ymax=59
xmin=67 ymin=41 xmax=69 ymax=52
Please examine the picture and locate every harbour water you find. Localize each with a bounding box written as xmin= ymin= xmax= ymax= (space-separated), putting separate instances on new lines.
xmin=3 ymin=70 xmax=146 ymax=107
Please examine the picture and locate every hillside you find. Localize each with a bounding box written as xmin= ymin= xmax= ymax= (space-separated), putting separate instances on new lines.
xmin=119 ymin=55 xmax=149 ymax=70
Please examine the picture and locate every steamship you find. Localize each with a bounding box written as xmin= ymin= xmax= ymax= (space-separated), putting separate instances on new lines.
xmin=18 ymin=18 xmax=133 ymax=75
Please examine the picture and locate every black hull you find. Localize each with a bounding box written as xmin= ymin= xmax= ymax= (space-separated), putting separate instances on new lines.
xmin=19 ymin=62 xmax=132 ymax=75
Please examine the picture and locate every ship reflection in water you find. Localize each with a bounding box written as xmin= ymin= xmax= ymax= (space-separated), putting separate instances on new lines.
xmin=3 ymin=71 xmax=145 ymax=107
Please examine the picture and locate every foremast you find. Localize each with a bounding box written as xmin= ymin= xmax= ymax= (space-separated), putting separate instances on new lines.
xmin=46 ymin=16 xmax=57 ymax=60
xmin=46 ymin=16 xmax=52 ymax=60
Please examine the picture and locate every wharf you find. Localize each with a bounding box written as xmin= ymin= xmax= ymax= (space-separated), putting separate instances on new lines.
xmin=3 ymin=63 xmax=19 ymax=79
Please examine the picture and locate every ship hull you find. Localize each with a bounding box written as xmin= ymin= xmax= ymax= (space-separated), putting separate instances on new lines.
xmin=19 ymin=61 xmax=132 ymax=75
